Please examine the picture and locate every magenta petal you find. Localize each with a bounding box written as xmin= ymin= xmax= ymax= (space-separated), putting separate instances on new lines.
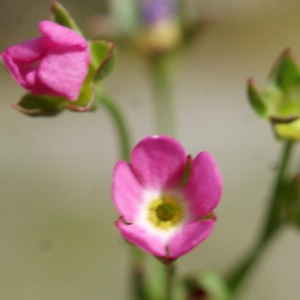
xmin=183 ymin=152 xmax=222 ymax=219
xmin=116 ymin=219 xmax=166 ymax=257
xmin=1 ymin=37 xmax=45 ymax=88
xmin=37 ymin=50 xmax=89 ymax=100
xmin=131 ymin=136 xmax=187 ymax=189
xmin=2 ymin=37 xmax=44 ymax=63
xmin=39 ymin=21 xmax=87 ymax=49
xmin=168 ymin=220 xmax=214 ymax=259
xmin=112 ymin=161 xmax=144 ymax=223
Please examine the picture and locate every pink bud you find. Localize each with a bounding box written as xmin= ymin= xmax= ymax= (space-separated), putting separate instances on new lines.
xmin=1 ymin=21 xmax=90 ymax=101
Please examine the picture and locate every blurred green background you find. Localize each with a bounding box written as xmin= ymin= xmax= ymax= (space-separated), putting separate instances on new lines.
xmin=1 ymin=0 xmax=300 ymax=299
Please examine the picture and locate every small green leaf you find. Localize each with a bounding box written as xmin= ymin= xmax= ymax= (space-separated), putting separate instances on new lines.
xmin=89 ymin=40 xmax=116 ymax=81
xmin=270 ymin=48 xmax=300 ymax=94
xmin=50 ymin=1 xmax=82 ymax=34
xmin=247 ymin=79 xmax=268 ymax=117
xmin=13 ymin=93 xmax=63 ymax=117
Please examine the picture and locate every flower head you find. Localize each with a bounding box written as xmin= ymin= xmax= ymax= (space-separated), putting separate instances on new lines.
xmin=1 ymin=20 xmax=90 ymax=101
xmin=112 ymin=136 xmax=222 ymax=261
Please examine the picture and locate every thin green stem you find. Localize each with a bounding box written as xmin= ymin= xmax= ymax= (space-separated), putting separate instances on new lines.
xmin=99 ymin=93 xmax=131 ymax=161
xmin=97 ymin=92 xmax=147 ymax=299
xmin=150 ymin=56 xmax=175 ymax=136
xmin=165 ymin=264 xmax=175 ymax=300
xmin=130 ymin=245 xmax=149 ymax=300
xmin=261 ymin=141 xmax=293 ymax=241
xmin=227 ymin=141 xmax=293 ymax=294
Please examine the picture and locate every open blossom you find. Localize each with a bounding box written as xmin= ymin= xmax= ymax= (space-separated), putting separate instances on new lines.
xmin=1 ymin=20 xmax=90 ymax=101
xmin=112 ymin=136 xmax=222 ymax=261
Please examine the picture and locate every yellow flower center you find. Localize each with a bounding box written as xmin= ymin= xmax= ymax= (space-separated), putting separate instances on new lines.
xmin=148 ymin=195 xmax=184 ymax=229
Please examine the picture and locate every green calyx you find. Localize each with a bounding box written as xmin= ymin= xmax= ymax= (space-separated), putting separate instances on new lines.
xmin=248 ymin=49 xmax=300 ymax=140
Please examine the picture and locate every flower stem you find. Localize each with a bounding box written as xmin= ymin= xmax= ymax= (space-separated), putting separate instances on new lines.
xmin=149 ymin=56 xmax=175 ymax=136
xmin=261 ymin=141 xmax=293 ymax=241
xmin=97 ymin=91 xmax=147 ymax=299
xmin=227 ymin=141 xmax=293 ymax=294
xmin=99 ymin=92 xmax=131 ymax=161
xmin=165 ymin=263 xmax=175 ymax=300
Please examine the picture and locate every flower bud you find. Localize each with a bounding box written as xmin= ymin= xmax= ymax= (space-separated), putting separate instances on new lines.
xmin=248 ymin=49 xmax=300 ymax=140
xmin=1 ymin=1 xmax=115 ymax=116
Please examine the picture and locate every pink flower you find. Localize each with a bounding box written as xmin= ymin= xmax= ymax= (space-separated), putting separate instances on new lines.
xmin=1 ymin=20 xmax=90 ymax=101
xmin=112 ymin=136 xmax=222 ymax=261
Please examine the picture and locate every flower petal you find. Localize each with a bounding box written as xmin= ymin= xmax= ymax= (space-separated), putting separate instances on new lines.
xmin=183 ymin=152 xmax=222 ymax=219
xmin=116 ymin=219 xmax=166 ymax=257
xmin=1 ymin=37 xmax=45 ymax=88
xmin=38 ymin=21 xmax=87 ymax=50
xmin=131 ymin=135 xmax=186 ymax=190
xmin=112 ymin=161 xmax=144 ymax=223
xmin=167 ymin=220 xmax=214 ymax=259
xmin=37 ymin=50 xmax=89 ymax=100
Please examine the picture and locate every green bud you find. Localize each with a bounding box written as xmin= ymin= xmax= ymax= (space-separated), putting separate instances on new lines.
xmin=248 ymin=48 xmax=300 ymax=140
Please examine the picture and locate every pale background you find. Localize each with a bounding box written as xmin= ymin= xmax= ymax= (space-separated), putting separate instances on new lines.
xmin=1 ymin=0 xmax=300 ymax=299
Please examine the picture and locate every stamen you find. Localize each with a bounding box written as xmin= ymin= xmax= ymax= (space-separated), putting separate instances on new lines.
xmin=148 ymin=195 xmax=184 ymax=229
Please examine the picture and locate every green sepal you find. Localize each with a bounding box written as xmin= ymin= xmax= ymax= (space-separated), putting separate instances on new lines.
xmin=181 ymin=154 xmax=192 ymax=187
xmin=50 ymin=1 xmax=82 ymax=34
xmin=247 ymin=79 xmax=268 ymax=117
xmin=89 ymin=40 xmax=116 ymax=81
xmin=14 ymin=83 xmax=95 ymax=116
xmin=270 ymin=48 xmax=300 ymax=94
xmin=65 ymin=83 xmax=95 ymax=112
xmin=13 ymin=93 xmax=64 ymax=117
